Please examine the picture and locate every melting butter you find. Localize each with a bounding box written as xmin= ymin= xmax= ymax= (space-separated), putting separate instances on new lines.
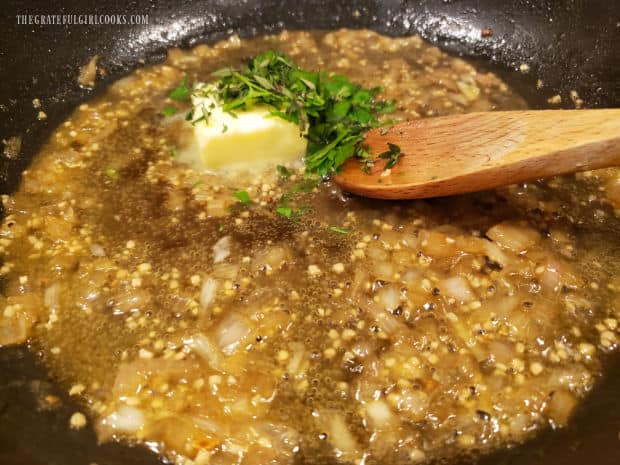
xmin=178 ymin=85 xmax=307 ymax=171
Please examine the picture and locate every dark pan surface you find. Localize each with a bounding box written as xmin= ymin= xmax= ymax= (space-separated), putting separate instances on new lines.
xmin=1 ymin=1 xmax=619 ymax=464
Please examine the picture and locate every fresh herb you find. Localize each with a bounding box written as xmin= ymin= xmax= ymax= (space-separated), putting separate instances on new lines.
xmin=275 ymin=175 xmax=320 ymax=221
xmin=221 ymin=123 xmax=228 ymax=133
xmin=276 ymin=206 xmax=293 ymax=218
xmin=275 ymin=188 xmax=312 ymax=221
xmin=276 ymin=205 xmax=311 ymax=221
xmin=290 ymin=177 xmax=319 ymax=194
xmin=276 ymin=165 xmax=293 ymax=179
xmin=281 ymin=176 xmax=320 ymax=204
xmin=329 ymin=226 xmax=349 ymax=234
xmin=233 ymin=190 xmax=251 ymax=204
xmin=377 ymin=142 xmax=402 ymax=170
xmin=192 ymin=180 xmax=204 ymax=188
xmin=103 ymin=168 xmax=118 ymax=180
xmin=190 ymin=51 xmax=396 ymax=176
xmin=162 ymin=106 xmax=177 ymax=116
xmin=169 ymin=76 xmax=192 ymax=102
xmin=171 ymin=147 xmax=180 ymax=158
xmin=218 ymin=225 xmax=225 ymax=232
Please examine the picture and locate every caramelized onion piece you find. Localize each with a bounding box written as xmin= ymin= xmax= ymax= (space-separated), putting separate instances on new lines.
xmin=486 ymin=221 xmax=541 ymax=254
xmin=439 ymin=276 xmax=475 ymax=303
xmin=316 ymin=410 xmax=361 ymax=461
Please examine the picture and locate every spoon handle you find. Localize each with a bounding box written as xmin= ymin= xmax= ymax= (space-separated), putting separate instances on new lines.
xmin=336 ymin=109 xmax=620 ymax=199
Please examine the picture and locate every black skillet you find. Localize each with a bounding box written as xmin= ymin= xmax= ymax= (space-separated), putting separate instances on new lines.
xmin=1 ymin=1 xmax=619 ymax=464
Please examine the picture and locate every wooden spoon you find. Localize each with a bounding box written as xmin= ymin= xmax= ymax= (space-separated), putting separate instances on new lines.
xmin=334 ymin=109 xmax=620 ymax=199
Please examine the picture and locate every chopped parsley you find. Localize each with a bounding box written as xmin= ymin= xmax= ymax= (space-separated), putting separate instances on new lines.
xmin=171 ymin=147 xmax=180 ymax=158
xmin=277 ymin=176 xmax=320 ymax=218
xmin=276 ymin=205 xmax=311 ymax=221
xmin=233 ymin=190 xmax=251 ymax=204
xmin=377 ymin=142 xmax=402 ymax=170
xmin=276 ymin=206 xmax=293 ymax=218
xmin=189 ymin=50 xmax=396 ymax=176
xmin=103 ymin=168 xmax=118 ymax=180
xmin=162 ymin=106 xmax=177 ymax=116
xmin=276 ymin=165 xmax=293 ymax=179
xmin=329 ymin=226 xmax=349 ymax=234
xmin=169 ymin=76 xmax=192 ymax=102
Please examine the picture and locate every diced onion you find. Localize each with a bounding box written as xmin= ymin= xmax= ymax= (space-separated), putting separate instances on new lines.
xmin=111 ymin=290 xmax=151 ymax=315
xmin=374 ymin=262 xmax=395 ymax=281
xmin=365 ymin=400 xmax=395 ymax=429
xmin=396 ymin=389 xmax=429 ymax=421
xmin=316 ymin=410 xmax=360 ymax=460
xmin=200 ymin=277 xmax=218 ymax=309
xmin=540 ymin=261 xmax=561 ymax=292
xmin=206 ymin=198 xmax=229 ymax=216
xmin=185 ymin=333 xmax=224 ymax=372
xmin=439 ymin=276 xmax=475 ymax=303
xmin=376 ymin=284 xmax=401 ymax=310
xmin=0 ymin=314 xmax=30 ymax=346
xmin=44 ymin=283 xmax=60 ymax=309
xmin=102 ymin=406 xmax=145 ymax=434
xmin=253 ymin=246 xmax=288 ymax=270
xmin=286 ymin=342 xmax=306 ymax=374
xmin=483 ymin=240 xmax=509 ymax=266
xmin=213 ymin=264 xmax=239 ymax=280
xmin=486 ymin=221 xmax=541 ymax=253
xmin=347 ymin=269 xmax=369 ymax=303
xmin=487 ymin=340 xmax=516 ymax=364
xmin=216 ymin=315 xmax=251 ymax=355
xmin=401 ymin=269 xmax=422 ymax=285
xmin=90 ymin=244 xmax=106 ymax=257
xmin=213 ymin=236 xmax=231 ymax=263
xmin=546 ymin=389 xmax=577 ymax=427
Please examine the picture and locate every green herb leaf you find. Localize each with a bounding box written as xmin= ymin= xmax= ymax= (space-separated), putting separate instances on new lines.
xmin=276 ymin=165 xmax=293 ymax=179
xmin=233 ymin=190 xmax=251 ymax=204
xmin=104 ymin=168 xmax=118 ymax=180
xmin=171 ymin=147 xmax=180 ymax=158
xmin=329 ymin=226 xmax=349 ymax=234
xmin=377 ymin=142 xmax=402 ymax=170
xmin=169 ymin=76 xmax=192 ymax=102
xmin=290 ymin=178 xmax=318 ymax=194
xmin=276 ymin=206 xmax=292 ymax=218
xmin=162 ymin=106 xmax=177 ymax=116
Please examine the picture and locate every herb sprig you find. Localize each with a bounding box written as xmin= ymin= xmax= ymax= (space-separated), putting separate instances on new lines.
xmin=377 ymin=142 xmax=402 ymax=170
xmin=191 ymin=51 xmax=396 ymax=176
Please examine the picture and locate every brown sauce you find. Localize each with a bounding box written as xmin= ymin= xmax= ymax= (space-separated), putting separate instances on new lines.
xmin=1 ymin=29 xmax=620 ymax=465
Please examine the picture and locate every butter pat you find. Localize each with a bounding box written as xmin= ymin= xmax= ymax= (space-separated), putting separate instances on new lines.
xmin=179 ymin=86 xmax=307 ymax=170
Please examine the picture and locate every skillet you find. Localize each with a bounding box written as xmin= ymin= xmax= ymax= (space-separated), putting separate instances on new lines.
xmin=1 ymin=1 xmax=619 ymax=464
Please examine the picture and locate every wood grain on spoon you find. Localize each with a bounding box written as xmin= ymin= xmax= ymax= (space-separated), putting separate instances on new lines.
xmin=334 ymin=109 xmax=620 ymax=199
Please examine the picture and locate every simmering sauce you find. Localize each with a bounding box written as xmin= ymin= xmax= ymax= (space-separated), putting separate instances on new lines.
xmin=1 ymin=30 xmax=619 ymax=465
